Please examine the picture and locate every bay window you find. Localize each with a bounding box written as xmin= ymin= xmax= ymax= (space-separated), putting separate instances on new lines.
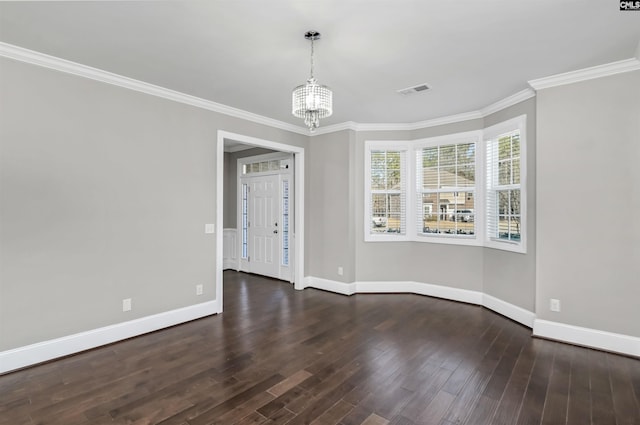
xmin=364 ymin=115 xmax=526 ymax=253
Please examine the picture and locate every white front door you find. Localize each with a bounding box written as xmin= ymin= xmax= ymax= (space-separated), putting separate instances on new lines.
xmin=247 ymin=174 xmax=280 ymax=278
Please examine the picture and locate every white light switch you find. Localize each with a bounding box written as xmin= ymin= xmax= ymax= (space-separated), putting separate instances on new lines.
xmin=205 ymin=224 xmax=215 ymax=234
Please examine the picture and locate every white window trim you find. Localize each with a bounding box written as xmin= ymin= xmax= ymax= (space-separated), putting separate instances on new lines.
xmin=483 ymin=115 xmax=527 ymax=253
xmin=364 ymin=140 xmax=411 ymax=242
xmin=363 ymin=116 xmax=526 ymax=254
xmin=412 ymin=131 xmax=484 ymax=247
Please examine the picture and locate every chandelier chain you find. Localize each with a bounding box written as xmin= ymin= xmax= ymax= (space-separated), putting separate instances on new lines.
xmin=310 ymin=37 xmax=315 ymax=80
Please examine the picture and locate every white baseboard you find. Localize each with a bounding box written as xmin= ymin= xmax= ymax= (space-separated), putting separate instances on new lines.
xmin=0 ymin=301 xmax=218 ymax=374
xmin=533 ymin=319 xmax=640 ymax=358
xmin=305 ymin=276 xmax=639 ymax=356
xmin=305 ymin=276 xmax=530 ymax=327
xmin=304 ymin=276 xmax=356 ymax=295
xmin=356 ymin=280 xmax=484 ymax=305
xmin=483 ymin=294 xmax=536 ymax=328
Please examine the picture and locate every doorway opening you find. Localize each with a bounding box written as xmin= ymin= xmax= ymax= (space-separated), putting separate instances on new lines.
xmin=216 ymin=131 xmax=305 ymax=313
xmin=237 ymin=153 xmax=294 ymax=281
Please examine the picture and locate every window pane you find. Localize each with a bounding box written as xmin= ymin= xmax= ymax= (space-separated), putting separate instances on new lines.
xmin=513 ymin=159 xmax=521 ymax=184
xmin=457 ymin=165 xmax=475 ymax=186
xmin=387 ymin=169 xmax=401 ymax=190
xmin=457 ymin=143 xmax=475 ymax=165
xmin=510 ymin=189 xmax=521 ymax=215
xmin=371 ymin=193 xmax=387 ymax=218
xmin=371 ymin=193 xmax=403 ymax=233
xmin=388 ymin=212 xmax=402 ymax=233
xmin=498 ymin=136 xmax=511 ymax=160
xmin=371 ymin=151 xmax=386 ymax=190
xmin=423 ymin=167 xmax=438 ymax=189
xmin=498 ymin=190 xmax=509 ymax=214
xmin=440 ymin=166 xmax=456 ymax=187
xmin=438 ymin=191 xmax=455 ymax=221
xmin=510 ymin=217 xmax=522 ymax=241
xmin=422 ymin=147 xmax=438 ymax=167
xmin=498 ymin=216 xmax=510 ymax=240
xmin=453 ymin=193 xmax=475 ymax=234
xmin=371 ymin=151 xmax=386 ymax=167
xmin=512 ymin=134 xmax=520 ymax=157
xmin=498 ymin=160 xmax=511 ymax=185
xmin=421 ymin=193 xmax=436 ymax=232
xmin=440 ymin=145 xmax=456 ymax=165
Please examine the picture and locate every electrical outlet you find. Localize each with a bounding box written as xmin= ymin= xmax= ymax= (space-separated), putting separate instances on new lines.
xmin=122 ymin=298 xmax=132 ymax=312
xmin=196 ymin=284 xmax=203 ymax=295
xmin=205 ymin=224 xmax=215 ymax=234
xmin=550 ymin=298 xmax=561 ymax=312
xmin=337 ymin=266 xmax=343 ymax=276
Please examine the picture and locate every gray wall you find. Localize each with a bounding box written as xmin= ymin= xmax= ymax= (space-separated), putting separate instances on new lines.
xmin=536 ymin=70 xmax=640 ymax=337
xmin=223 ymin=147 xmax=277 ymax=229
xmin=0 ymin=57 xmax=307 ymax=350
xmin=483 ymin=98 xmax=536 ymax=311
xmin=307 ymin=130 xmax=356 ymax=282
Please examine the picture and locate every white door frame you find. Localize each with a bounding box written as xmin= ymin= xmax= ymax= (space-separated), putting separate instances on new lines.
xmin=216 ymin=130 xmax=305 ymax=313
xmin=237 ymin=152 xmax=294 ymax=282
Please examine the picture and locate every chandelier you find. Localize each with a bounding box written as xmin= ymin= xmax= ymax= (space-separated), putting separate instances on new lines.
xmin=292 ymin=31 xmax=333 ymax=132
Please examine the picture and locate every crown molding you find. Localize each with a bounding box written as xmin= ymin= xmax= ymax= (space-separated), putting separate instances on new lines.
xmin=312 ymin=89 xmax=536 ymax=135
xmin=480 ymin=88 xmax=536 ymax=117
xmin=0 ymin=42 xmax=309 ymax=136
xmin=28 ymin=41 xmax=640 ymax=139
xmin=0 ymin=42 xmax=536 ymax=139
xmin=310 ymin=121 xmax=359 ymax=135
xmin=528 ymin=57 xmax=640 ymax=90
xmin=313 ymin=111 xmax=486 ymax=136
xmin=5 ymin=42 xmax=639 ymax=137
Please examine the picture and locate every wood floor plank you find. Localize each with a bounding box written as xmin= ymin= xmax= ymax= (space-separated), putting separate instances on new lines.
xmin=540 ymin=343 xmax=572 ymax=425
xmin=310 ymin=400 xmax=354 ymax=425
xmin=1 ymin=271 xmax=638 ymax=425
xmin=490 ymin=339 xmax=539 ymax=425
xmin=588 ymin=349 xmax=618 ymax=425
xmin=607 ymin=352 xmax=640 ymax=423
xmin=515 ymin=339 xmax=556 ymax=425
xmin=565 ymin=345 xmax=591 ymax=425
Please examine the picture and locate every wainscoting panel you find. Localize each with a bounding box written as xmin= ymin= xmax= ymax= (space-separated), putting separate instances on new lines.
xmin=223 ymin=228 xmax=238 ymax=270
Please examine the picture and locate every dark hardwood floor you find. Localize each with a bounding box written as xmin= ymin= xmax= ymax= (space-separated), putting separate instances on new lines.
xmin=2 ymin=271 xmax=639 ymax=425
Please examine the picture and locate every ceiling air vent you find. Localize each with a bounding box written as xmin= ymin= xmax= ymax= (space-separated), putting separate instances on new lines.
xmin=397 ymin=83 xmax=431 ymax=95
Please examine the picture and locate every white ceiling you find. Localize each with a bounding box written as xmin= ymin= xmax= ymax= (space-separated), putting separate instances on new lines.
xmin=1 ymin=1 xmax=639 ymax=130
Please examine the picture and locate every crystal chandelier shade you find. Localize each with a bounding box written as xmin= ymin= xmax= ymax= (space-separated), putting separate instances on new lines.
xmin=292 ymin=31 xmax=333 ymax=132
